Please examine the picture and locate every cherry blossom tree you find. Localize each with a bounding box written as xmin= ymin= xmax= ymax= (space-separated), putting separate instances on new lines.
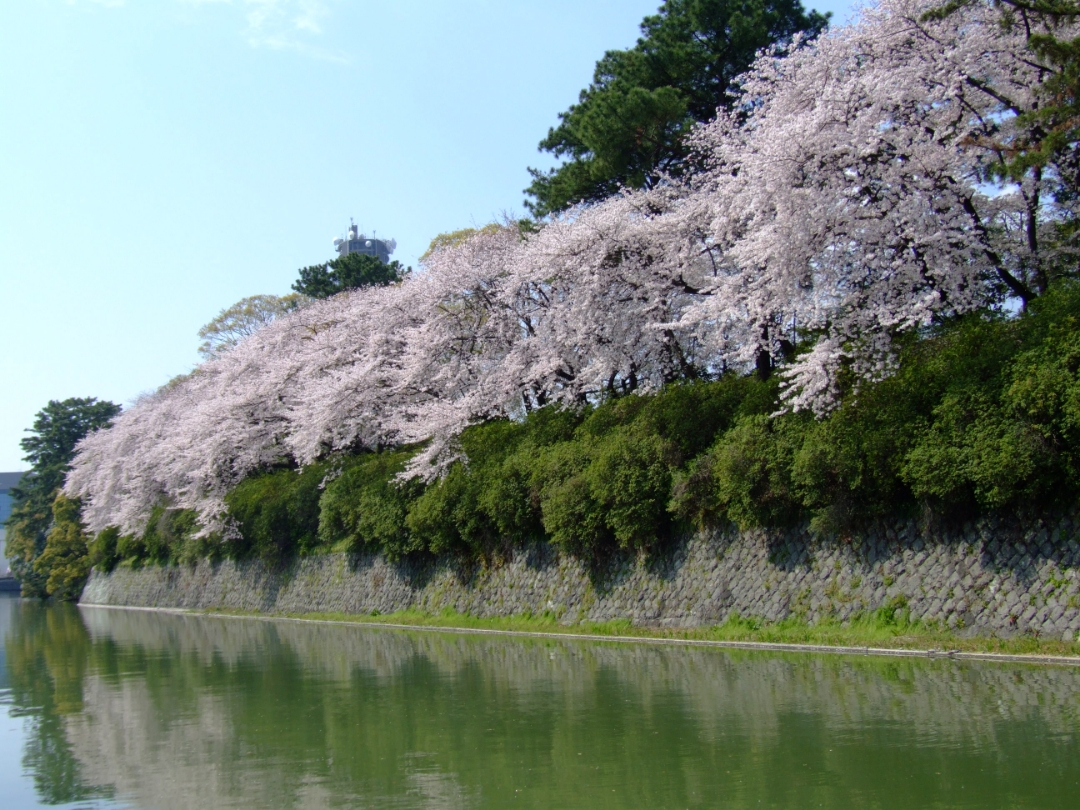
xmin=671 ymin=0 xmax=1076 ymax=409
xmin=66 ymin=0 xmax=1078 ymax=541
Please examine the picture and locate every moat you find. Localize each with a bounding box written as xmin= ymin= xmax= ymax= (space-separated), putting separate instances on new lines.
xmin=2 ymin=594 xmax=1078 ymax=809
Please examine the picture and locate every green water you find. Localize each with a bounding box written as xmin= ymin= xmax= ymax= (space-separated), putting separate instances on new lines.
xmin=1 ymin=596 xmax=1078 ymax=809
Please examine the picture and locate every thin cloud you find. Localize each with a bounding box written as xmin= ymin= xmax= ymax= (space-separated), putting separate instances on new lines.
xmin=291 ymin=0 xmax=327 ymax=34
xmin=79 ymin=0 xmax=350 ymax=63
xmin=241 ymin=0 xmax=348 ymax=63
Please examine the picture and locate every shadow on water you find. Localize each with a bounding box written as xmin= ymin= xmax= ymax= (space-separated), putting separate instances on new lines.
xmin=3 ymin=596 xmax=1080 ymax=809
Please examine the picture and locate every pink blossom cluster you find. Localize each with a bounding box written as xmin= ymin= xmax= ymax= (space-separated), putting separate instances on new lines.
xmin=67 ymin=0 xmax=1071 ymax=538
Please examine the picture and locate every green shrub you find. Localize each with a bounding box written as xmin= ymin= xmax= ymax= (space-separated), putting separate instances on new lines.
xmin=634 ymin=378 xmax=756 ymax=461
xmin=88 ymin=527 xmax=120 ymax=573
xmin=586 ymin=430 xmax=672 ymax=549
xmin=519 ymin=404 xmax=584 ymax=446
xmin=529 ymin=426 xmax=674 ymax=553
xmin=902 ymin=323 xmax=1080 ymax=512
xmin=788 ymin=387 xmax=915 ymax=533
xmin=226 ymin=463 xmax=329 ymax=562
xmin=111 ymin=507 xmax=206 ymax=567
xmin=407 ymin=416 xmax=564 ymax=555
xmin=33 ymin=494 xmax=91 ymax=601
xmin=319 ymin=451 xmax=424 ymax=559
xmin=478 ymin=451 xmax=542 ymax=539
xmin=533 ymin=379 xmax=770 ymax=549
xmin=532 ymin=441 xmax=607 ymax=554
xmin=406 ymin=464 xmax=485 ymax=556
xmin=710 ymin=414 xmax=801 ymax=530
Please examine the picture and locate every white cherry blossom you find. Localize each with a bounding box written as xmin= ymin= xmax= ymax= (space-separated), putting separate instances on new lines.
xmin=67 ymin=0 xmax=1075 ymax=536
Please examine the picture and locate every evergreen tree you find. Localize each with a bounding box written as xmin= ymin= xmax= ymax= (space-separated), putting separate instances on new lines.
xmin=34 ymin=495 xmax=92 ymax=602
xmin=293 ymin=252 xmax=407 ymax=299
xmin=525 ymin=0 xmax=828 ymax=217
xmin=5 ymin=398 xmax=120 ymax=597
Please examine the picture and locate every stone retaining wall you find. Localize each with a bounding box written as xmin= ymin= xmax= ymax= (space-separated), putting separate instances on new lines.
xmin=80 ymin=512 xmax=1080 ymax=639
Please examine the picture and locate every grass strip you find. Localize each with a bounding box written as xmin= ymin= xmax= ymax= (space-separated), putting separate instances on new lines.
xmin=199 ymin=606 xmax=1080 ymax=662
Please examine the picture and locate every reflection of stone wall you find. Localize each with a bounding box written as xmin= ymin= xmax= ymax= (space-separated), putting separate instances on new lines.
xmin=60 ymin=608 xmax=1080 ymax=809
xmin=81 ymin=513 xmax=1080 ymax=638
xmin=77 ymin=607 xmax=1080 ymax=750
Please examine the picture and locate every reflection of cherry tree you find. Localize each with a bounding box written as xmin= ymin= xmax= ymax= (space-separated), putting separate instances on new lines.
xmin=67 ymin=0 xmax=1078 ymax=539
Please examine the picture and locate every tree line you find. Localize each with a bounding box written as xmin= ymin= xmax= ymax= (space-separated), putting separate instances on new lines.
xmin=3 ymin=249 xmax=408 ymax=596
xmin=10 ymin=0 xmax=1080 ymax=597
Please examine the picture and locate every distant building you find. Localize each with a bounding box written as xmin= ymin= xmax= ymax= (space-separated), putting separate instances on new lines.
xmin=0 ymin=472 xmax=25 ymax=581
xmin=334 ymin=220 xmax=396 ymax=264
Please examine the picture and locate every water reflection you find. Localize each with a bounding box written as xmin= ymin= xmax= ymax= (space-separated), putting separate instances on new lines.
xmin=2 ymin=596 xmax=1078 ymax=809
xmin=2 ymin=597 xmax=115 ymax=807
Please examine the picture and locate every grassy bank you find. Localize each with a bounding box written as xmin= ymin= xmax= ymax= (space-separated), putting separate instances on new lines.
xmin=201 ymin=606 xmax=1080 ymax=661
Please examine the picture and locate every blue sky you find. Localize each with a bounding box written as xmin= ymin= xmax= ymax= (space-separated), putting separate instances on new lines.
xmin=0 ymin=0 xmax=857 ymax=472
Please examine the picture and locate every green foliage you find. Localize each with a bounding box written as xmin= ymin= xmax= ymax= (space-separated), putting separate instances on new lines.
xmin=710 ymin=414 xmax=802 ymax=530
xmin=318 ymin=451 xmax=425 ymax=560
xmin=198 ymin=293 xmax=309 ymax=359
xmin=670 ymin=287 xmax=1080 ymax=533
xmin=406 ymin=465 xmax=490 ymax=556
xmin=5 ymin=493 xmax=52 ymax=598
xmin=17 ymin=398 xmax=122 ymax=485
xmin=113 ymin=507 xmax=206 ymax=567
xmin=587 ymin=431 xmax=672 ymax=548
xmin=528 ymin=380 xmax=756 ymax=554
xmin=477 ymin=451 xmax=541 ymax=540
xmin=225 ymin=463 xmax=330 ymax=562
xmin=514 ymin=405 xmax=582 ymax=446
xmin=420 ymin=224 xmax=506 ymax=262
xmin=88 ymin=527 xmax=120 ymax=573
xmin=525 ymin=0 xmax=829 ymax=216
xmin=900 ymin=308 xmax=1080 ymax=513
xmin=292 ymin=252 xmax=406 ymax=299
xmin=407 ymin=420 xmax=542 ymax=556
xmin=533 ymin=441 xmax=608 ymax=553
xmin=5 ymin=397 xmax=120 ymax=597
xmin=401 ymin=385 xmax=754 ymax=558
xmin=33 ymin=495 xmax=92 ymax=601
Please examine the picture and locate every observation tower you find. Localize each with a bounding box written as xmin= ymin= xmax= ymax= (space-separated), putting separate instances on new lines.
xmin=334 ymin=219 xmax=396 ymax=264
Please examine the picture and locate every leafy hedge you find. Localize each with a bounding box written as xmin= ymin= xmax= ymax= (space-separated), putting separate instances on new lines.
xmin=99 ymin=285 xmax=1080 ymax=566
